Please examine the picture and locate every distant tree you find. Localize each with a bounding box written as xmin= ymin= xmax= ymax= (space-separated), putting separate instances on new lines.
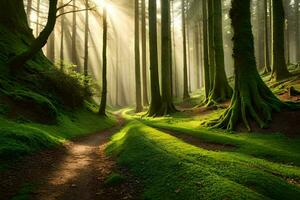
xmin=263 ymin=0 xmax=271 ymax=73
xmin=134 ymin=0 xmax=143 ymax=112
xmin=202 ymin=0 xmax=210 ymax=99
xmin=99 ymin=2 xmax=108 ymax=116
xmin=83 ymin=0 xmax=89 ymax=86
xmin=272 ymin=0 xmax=291 ymax=81
xmin=72 ymin=0 xmax=79 ymax=71
xmin=147 ymin=0 xmax=163 ymax=117
xmin=36 ymin=0 xmax=41 ymax=36
xmin=60 ymin=0 xmax=65 ymax=70
xmin=208 ymin=0 xmax=294 ymax=131
xmin=296 ymin=0 xmax=300 ymax=62
xmin=141 ymin=0 xmax=149 ymax=106
xmin=27 ymin=0 xmax=33 ymax=26
xmin=182 ymin=0 xmax=190 ymax=99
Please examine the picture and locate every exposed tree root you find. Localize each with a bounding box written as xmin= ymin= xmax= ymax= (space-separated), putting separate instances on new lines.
xmin=146 ymin=102 xmax=178 ymax=117
xmin=206 ymin=78 xmax=300 ymax=131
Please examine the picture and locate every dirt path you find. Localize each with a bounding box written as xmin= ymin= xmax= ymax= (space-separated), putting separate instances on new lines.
xmin=0 ymin=116 xmax=141 ymax=200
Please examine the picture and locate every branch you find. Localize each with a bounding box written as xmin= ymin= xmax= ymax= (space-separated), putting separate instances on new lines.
xmin=56 ymin=7 xmax=96 ymax=18
xmin=56 ymin=0 xmax=73 ymax=11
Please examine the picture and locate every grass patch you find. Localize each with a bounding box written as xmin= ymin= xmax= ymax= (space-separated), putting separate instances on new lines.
xmin=107 ymin=121 xmax=300 ymax=200
xmin=0 ymin=108 xmax=116 ymax=169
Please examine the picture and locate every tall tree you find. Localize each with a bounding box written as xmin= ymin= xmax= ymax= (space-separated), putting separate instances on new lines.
xmin=272 ymin=0 xmax=290 ymax=81
xmin=134 ymin=0 xmax=143 ymax=112
xmin=8 ymin=0 xmax=59 ymax=70
xmin=83 ymin=0 xmax=89 ymax=86
xmin=208 ymin=0 xmax=293 ymax=131
xmin=182 ymin=0 xmax=190 ymax=99
xmin=207 ymin=0 xmax=215 ymax=93
xmin=207 ymin=0 xmax=232 ymax=105
xmin=161 ymin=0 xmax=177 ymax=114
xmin=99 ymin=2 xmax=108 ymax=116
xmin=202 ymin=0 xmax=210 ymax=99
xmin=72 ymin=0 xmax=79 ymax=71
xmin=36 ymin=0 xmax=41 ymax=37
xmin=60 ymin=0 xmax=65 ymax=70
xmin=147 ymin=0 xmax=163 ymax=116
xmin=263 ymin=0 xmax=271 ymax=73
xmin=27 ymin=0 xmax=33 ymax=26
xmin=47 ymin=33 xmax=55 ymax=62
xmin=141 ymin=0 xmax=149 ymax=106
xmin=296 ymin=0 xmax=300 ymax=62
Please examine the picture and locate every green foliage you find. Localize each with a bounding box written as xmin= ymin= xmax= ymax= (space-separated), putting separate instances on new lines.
xmin=104 ymin=172 xmax=125 ymax=187
xmin=107 ymin=121 xmax=300 ymax=200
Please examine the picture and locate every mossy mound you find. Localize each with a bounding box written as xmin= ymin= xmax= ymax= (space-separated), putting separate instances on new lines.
xmin=0 ymin=23 xmax=90 ymax=124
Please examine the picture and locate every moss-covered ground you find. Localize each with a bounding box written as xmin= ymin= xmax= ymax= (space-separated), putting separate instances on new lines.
xmin=106 ymin=102 xmax=300 ymax=200
xmin=0 ymin=107 xmax=116 ymax=171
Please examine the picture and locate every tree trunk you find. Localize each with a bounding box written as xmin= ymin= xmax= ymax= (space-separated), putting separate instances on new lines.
xmin=47 ymin=32 xmax=55 ymax=62
xmin=8 ymin=0 xmax=58 ymax=71
xmin=83 ymin=0 xmax=89 ymax=86
xmin=27 ymin=0 xmax=33 ymax=26
xmin=208 ymin=0 xmax=292 ymax=131
xmin=182 ymin=0 xmax=190 ymax=99
xmin=72 ymin=0 xmax=79 ymax=71
xmin=147 ymin=0 xmax=163 ymax=117
xmin=202 ymin=0 xmax=210 ymax=100
xmin=99 ymin=4 xmax=108 ymax=116
xmin=60 ymin=0 xmax=65 ymax=70
xmin=134 ymin=0 xmax=143 ymax=112
xmin=161 ymin=0 xmax=177 ymax=114
xmin=296 ymin=0 xmax=300 ymax=62
xmin=263 ymin=0 xmax=271 ymax=73
xmin=171 ymin=0 xmax=179 ymax=98
xmin=36 ymin=0 xmax=41 ymax=37
xmin=207 ymin=0 xmax=215 ymax=93
xmin=272 ymin=0 xmax=290 ymax=81
xmin=207 ymin=0 xmax=232 ymax=105
xmin=141 ymin=0 xmax=149 ymax=106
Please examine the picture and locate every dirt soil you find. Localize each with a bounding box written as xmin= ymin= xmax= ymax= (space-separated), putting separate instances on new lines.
xmin=0 ymin=117 xmax=142 ymax=200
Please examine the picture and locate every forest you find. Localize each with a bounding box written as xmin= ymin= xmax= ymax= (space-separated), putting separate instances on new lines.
xmin=0 ymin=0 xmax=300 ymax=199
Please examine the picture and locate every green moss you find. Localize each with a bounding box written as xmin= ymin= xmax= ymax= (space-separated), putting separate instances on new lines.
xmin=0 ymin=108 xmax=116 ymax=166
xmin=104 ymin=172 xmax=125 ymax=187
xmin=107 ymin=121 xmax=300 ymax=200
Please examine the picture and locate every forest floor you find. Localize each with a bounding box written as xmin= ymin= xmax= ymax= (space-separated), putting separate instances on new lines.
xmin=1 ymin=73 xmax=300 ymax=200
xmin=0 ymin=115 xmax=141 ymax=200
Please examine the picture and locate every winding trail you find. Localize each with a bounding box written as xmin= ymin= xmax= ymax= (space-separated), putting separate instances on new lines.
xmin=1 ymin=116 xmax=140 ymax=200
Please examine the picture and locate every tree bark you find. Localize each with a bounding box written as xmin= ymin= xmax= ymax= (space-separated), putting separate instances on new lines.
xmin=141 ymin=0 xmax=149 ymax=106
xmin=161 ymin=0 xmax=177 ymax=114
xmin=99 ymin=4 xmax=108 ymax=116
xmin=182 ymin=0 xmax=190 ymax=99
xmin=272 ymin=0 xmax=290 ymax=81
xmin=72 ymin=0 xmax=79 ymax=71
xmin=207 ymin=0 xmax=232 ymax=105
xmin=147 ymin=0 xmax=163 ymax=117
xmin=202 ymin=0 xmax=210 ymax=100
xmin=134 ymin=0 xmax=143 ymax=112
xmin=60 ymin=0 xmax=65 ymax=70
xmin=83 ymin=0 xmax=89 ymax=86
xmin=263 ymin=0 xmax=271 ymax=73
xmin=8 ymin=0 xmax=58 ymax=71
xmin=207 ymin=0 xmax=292 ymax=131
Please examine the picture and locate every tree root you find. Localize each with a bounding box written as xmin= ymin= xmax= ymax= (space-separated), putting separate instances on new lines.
xmin=205 ymin=79 xmax=300 ymax=131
